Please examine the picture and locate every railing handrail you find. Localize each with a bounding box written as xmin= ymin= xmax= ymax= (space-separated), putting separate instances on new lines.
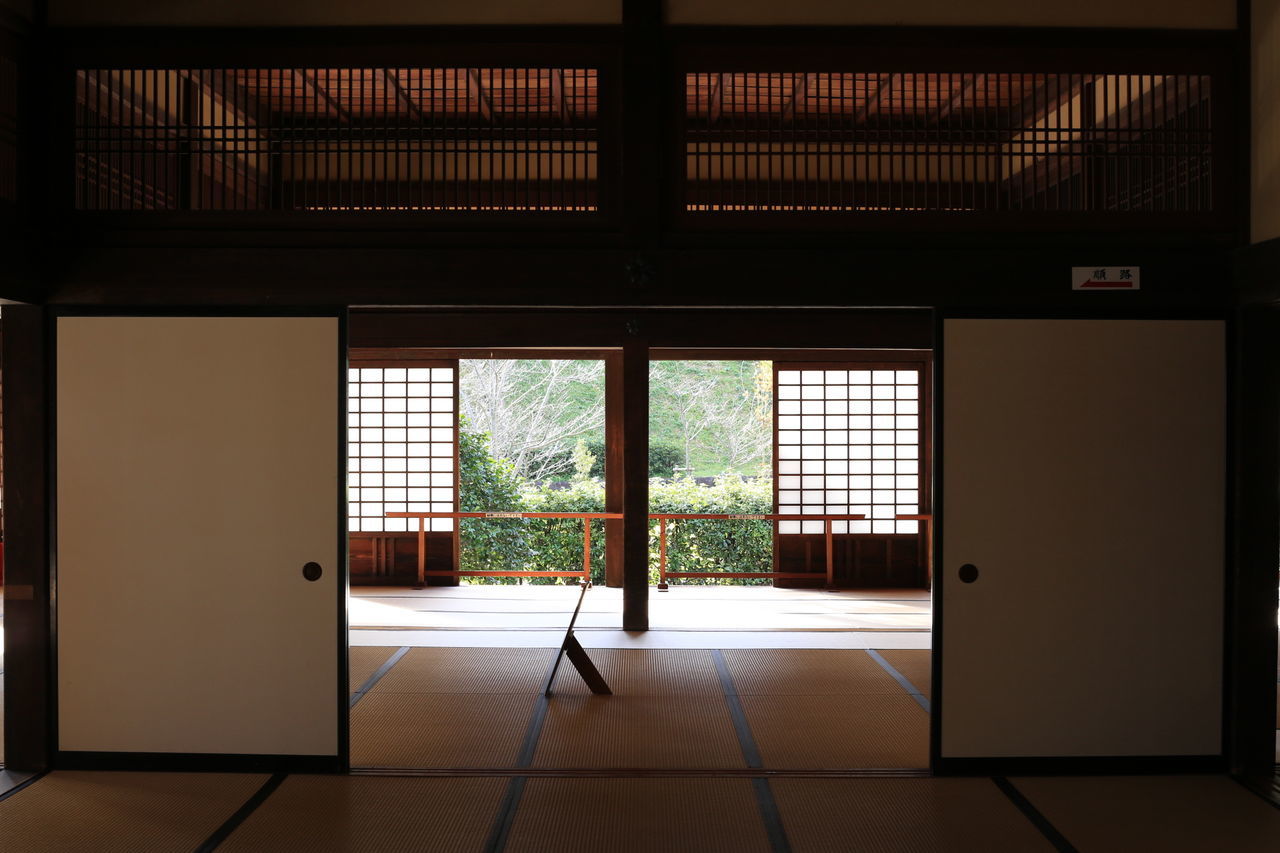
xmin=388 ymin=511 xmax=624 ymax=519
xmin=647 ymin=512 xmax=868 ymax=520
xmin=389 ymin=509 xmax=622 ymax=586
xmin=388 ymin=510 xmax=932 ymax=589
xmin=651 ymin=512 xmax=933 ymax=590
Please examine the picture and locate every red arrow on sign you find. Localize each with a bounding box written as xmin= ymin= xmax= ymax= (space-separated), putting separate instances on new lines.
xmin=1077 ymin=279 xmax=1135 ymax=289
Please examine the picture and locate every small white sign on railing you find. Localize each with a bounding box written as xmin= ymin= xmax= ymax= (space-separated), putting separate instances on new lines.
xmin=484 ymin=512 xmax=524 ymax=518
xmin=727 ymin=514 xmax=769 ymax=520
xmin=1072 ymin=267 xmax=1140 ymax=290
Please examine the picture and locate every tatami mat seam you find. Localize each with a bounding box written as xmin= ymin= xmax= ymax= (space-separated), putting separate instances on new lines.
xmin=991 ymin=776 xmax=1079 ymax=853
xmin=484 ymin=777 xmax=527 ymax=853
xmin=349 ymin=646 xmax=410 ymax=708
xmin=712 ymin=649 xmax=793 ymax=853
xmin=195 ymin=772 xmax=288 ymax=853
xmin=712 ymin=650 xmax=764 ymax=769
xmin=866 ymin=649 xmax=931 ymax=712
xmin=483 ymin=650 xmax=564 ymax=852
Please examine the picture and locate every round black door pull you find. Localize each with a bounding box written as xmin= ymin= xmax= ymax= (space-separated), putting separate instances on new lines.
xmin=302 ymin=562 xmax=323 ymax=582
xmin=958 ymin=564 xmax=979 ymax=583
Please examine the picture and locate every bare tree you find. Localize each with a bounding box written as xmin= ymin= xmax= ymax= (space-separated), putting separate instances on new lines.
xmin=460 ymin=360 xmax=605 ymax=480
xmin=650 ymin=361 xmax=773 ymax=476
xmin=651 ymin=363 xmax=719 ymax=471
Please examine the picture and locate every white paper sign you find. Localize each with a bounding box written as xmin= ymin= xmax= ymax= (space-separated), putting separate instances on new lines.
xmin=1072 ymin=267 xmax=1140 ymax=290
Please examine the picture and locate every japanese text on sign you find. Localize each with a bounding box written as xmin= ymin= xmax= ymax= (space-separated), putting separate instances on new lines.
xmin=1072 ymin=267 xmax=1140 ymax=290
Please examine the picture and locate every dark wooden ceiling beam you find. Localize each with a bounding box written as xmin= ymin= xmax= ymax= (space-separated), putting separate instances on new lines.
xmin=467 ymin=68 xmax=495 ymax=123
xmin=298 ymin=70 xmax=352 ymax=123
xmin=931 ymin=74 xmax=979 ymax=124
xmin=782 ymin=72 xmax=815 ymax=123
xmin=855 ymin=72 xmax=900 ymax=124
xmin=708 ymin=72 xmax=723 ymax=125
xmin=551 ymin=68 xmax=570 ymax=126
xmin=382 ymin=69 xmax=424 ymax=121
xmin=1012 ymin=73 xmax=1087 ymax=129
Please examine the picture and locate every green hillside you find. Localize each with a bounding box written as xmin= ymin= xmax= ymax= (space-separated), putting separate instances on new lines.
xmin=460 ymin=359 xmax=773 ymax=480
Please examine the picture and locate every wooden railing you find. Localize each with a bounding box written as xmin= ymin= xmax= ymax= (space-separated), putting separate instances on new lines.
xmin=388 ymin=510 xmax=933 ymax=590
xmin=649 ymin=513 xmax=866 ymax=590
xmin=894 ymin=514 xmax=934 ymax=584
xmin=386 ymin=511 xmax=624 ymax=586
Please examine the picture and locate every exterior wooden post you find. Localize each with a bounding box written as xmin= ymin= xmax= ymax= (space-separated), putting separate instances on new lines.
xmin=604 ymin=352 xmax=624 ymax=587
xmin=415 ymin=516 xmax=425 ymax=588
xmin=582 ymin=517 xmax=591 ymax=583
xmin=657 ymin=517 xmax=668 ymax=590
xmin=622 ymin=336 xmax=649 ymax=630
xmin=825 ymin=519 xmax=835 ymax=590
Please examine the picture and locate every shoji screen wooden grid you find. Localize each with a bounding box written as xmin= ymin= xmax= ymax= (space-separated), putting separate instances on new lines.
xmin=774 ymin=365 xmax=924 ymax=535
xmin=684 ymin=72 xmax=1213 ymax=214
xmin=74 ymin=68 xmax=599 ymax=211
xmin=347 ymin=360 xmax=458 ymax=534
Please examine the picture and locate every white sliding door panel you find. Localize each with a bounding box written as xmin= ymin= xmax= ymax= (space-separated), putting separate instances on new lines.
xmin=57 ymin=316 xmax=340 ymax=756
xmin=941 ymin=319 xmax=1224 ymax=758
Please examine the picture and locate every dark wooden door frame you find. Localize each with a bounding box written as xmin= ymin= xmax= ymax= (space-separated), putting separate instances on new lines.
xmin=2 ymin=305 xmax=49 ymax=771
xmin=349 ymin=307 xmax=935 ymax=633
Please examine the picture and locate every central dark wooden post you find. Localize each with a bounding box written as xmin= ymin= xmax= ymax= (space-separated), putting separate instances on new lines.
xmin=621 ymin=337 xmax=649 ymax=631
xmin=618 ymin=0 xmax=662 ymax=629
xmin=604 ymin=352 xmax=624 ymax=587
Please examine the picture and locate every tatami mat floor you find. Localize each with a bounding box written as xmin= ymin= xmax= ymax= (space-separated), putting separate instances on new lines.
xmin=2 ymin=770 xmax=1277 ymax=851
xmin=2 ymin=592 xmax=1277 ymax=850
xmin=348 ymin=646 xmax=931 ymax=771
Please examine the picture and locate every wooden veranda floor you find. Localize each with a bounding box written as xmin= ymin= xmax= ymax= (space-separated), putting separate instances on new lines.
xmin=348 ymin=584 xmax=932 ymax=650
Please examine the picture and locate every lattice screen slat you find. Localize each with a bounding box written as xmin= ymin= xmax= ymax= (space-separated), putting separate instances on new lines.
xmin=686 ymin=72 xmax=1212 ymax=214
xmin=75 ymin=68 xmax=599 ymax=212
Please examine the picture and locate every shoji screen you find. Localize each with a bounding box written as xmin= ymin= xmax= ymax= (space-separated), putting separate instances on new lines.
xmin=347 ymin=362 xmax=457 ymax=534
xmin=774 ymin=365 xmax=923 ymax=535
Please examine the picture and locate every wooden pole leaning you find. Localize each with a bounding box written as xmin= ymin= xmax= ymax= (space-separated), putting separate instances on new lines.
xmin=542 ymin=580 xmax=611 ymax=696
xmin=390 ymin=510 xmax=616 ymax=695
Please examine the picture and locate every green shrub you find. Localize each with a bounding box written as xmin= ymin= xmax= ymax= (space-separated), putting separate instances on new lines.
xmin=522 ymin=481 xmax=608 ymax=584
xmin=647 ymin=444 xmax=683 ymax=479
xmin=458 ymin=418 xmax=530 ymax=579
xmin=461 ymin=418 xmax=774 ymax=585
xmin=649 ymin=476 xmax=774 ymax=585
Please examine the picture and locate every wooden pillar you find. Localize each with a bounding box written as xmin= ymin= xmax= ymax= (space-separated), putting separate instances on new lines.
xmin=619 ymin=0 xmax=661 ymax=628
xmin=604 ymin=352 xmax=624 ymax=587
xmin=621 ymin=0 xmax=664 ymax=238
xmin=621 ymin=336 xmax=649 ymax=630
xmin=3 ymin=305 xmax=50 ymax=771
xmin=1230 ymin=303 xmax=1280 ymax=774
